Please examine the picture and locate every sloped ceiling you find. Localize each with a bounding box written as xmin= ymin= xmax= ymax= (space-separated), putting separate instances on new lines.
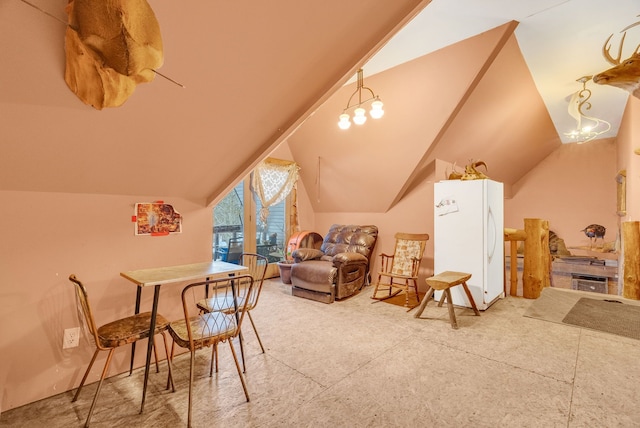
xmin=288 ymin=22 xmax=560 ymax=213
xmin=366 ymin=0 xmax=639 ymax=145
xmin=0 ymin=0 xmax=430 ymax=205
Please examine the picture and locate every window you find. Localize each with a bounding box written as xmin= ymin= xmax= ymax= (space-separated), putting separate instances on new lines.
xmin=213 ymin=159 xmax=298 ymax=277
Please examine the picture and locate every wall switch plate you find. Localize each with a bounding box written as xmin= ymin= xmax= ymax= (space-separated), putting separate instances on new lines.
xmin=63 ymin=327 xmax=80 ymax=349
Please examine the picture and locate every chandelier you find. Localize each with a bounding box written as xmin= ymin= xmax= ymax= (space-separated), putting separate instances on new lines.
xmin=337 ymin=69 xmax=384 ymax=129
xmin=564 ymin=75 xmax=611 ymax=144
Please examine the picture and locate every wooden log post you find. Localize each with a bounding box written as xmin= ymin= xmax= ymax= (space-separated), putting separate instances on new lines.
xmin=504 ymin=228 xmax=526 ymax=296
xmin=522 ymin=218 xmax=550 ymax=299
xmin=622 ymin=221 xmax=640 ymax=300
xmin=509 ymin=239 xmax=517 ymax=296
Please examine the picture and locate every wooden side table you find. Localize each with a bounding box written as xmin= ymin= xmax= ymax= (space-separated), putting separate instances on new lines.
xmin=414 ymin=271 xmax=480 ymax=329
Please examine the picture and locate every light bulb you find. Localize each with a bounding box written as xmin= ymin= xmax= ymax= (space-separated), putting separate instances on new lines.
xmin=353 ymin=107 xmax=367 ymax=125
xmin=338 ymin=113 xmax=351 ymax=130
xmin=370 ymin=99 xmax=384 ymax=119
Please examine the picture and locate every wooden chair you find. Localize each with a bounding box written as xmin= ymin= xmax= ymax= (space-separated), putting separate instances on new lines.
xmin=68 ymin=274 xmax=174 ymax=428
xmin=196 ymin=253 xmax=268 ymax=373
xmin=168 ymin=275 xmax=255 ymax=428
xmin=371 ymin=232 xmax=430 ymax=310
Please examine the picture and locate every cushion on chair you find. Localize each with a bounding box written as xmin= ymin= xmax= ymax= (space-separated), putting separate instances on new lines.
xmin=322 ymin=225 xmax=377 ymax=259
xmin=168 ymin=312 xmax=237 ymax=350
xmin=197 ymin=294 xmax=249 ymax=313
xmin=292 ymin=248 xmax=325 ymax=262
xmin=97 ymin=312 xmax=169 ymax=348
xmin=391 ymin=238 xmax=424 ymax=276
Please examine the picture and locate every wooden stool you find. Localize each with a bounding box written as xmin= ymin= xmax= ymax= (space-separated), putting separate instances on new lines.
xmin=413 ymin=271 xmax=480 ymax=329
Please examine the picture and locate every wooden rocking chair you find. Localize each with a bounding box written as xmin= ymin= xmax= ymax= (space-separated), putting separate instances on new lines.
xmin=371 ymin=232 xmax=430 ymax=310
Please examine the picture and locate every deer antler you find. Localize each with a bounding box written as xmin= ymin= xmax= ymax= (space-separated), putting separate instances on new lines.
xmin=472 ymin=161 xmax=487 ymax=171
xmin=603 ymin=17 xmax=640 ymax=65
xmin=603 ymin=32 xmax=626 ymax=65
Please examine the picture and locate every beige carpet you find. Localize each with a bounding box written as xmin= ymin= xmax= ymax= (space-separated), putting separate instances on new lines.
xmin=524 ymin=287 xmax=640 ymax=340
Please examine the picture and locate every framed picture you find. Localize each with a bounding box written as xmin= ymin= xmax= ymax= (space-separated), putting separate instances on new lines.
xmin=135 ymin=202 xmax=182 ymax=235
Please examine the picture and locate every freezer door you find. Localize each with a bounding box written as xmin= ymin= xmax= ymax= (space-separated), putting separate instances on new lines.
xmin=484 ymin=180 xmax=505 ymax=304
xmin=433 ymin=180 xmax=503 ymax=310
xmin=434 ymin=180 xmax=485 ymax=307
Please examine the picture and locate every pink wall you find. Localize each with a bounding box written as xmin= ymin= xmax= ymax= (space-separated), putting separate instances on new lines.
xmin=0 ymin=191 xmax=212 ymax=412
xmin=616 ymin=96 xmax=640 ymax=220
xmin=313 ymin=175 xmax=436 ymax=292
xmin=505 ymin=139 xmax=618 ymax=249
xmin=310 ymin=138 xmax=621 ymax=294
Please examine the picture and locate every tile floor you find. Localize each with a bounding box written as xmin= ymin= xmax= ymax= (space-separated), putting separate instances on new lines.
xmin=1 ymin=280 xmax=639 ymax=427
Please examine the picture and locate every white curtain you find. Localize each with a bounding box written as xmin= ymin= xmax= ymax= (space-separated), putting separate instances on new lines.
xmin=251 ymin=158 xmax=299 ymax=226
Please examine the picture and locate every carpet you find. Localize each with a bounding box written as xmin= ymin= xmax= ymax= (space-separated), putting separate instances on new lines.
xmin=562 ymin=297 xmax=640 ymax=340
xmin=523 ymin=287 xmax=640 ymax=340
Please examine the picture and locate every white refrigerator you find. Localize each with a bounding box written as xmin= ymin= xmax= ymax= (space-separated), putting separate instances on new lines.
xmin=433 ymin=179 xmax=504 ymax=310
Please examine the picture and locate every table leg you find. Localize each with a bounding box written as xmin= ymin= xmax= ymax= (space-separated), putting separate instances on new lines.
xmin=130 ymin=285 xmax=142 ymax=376
xmin=140 ymin=284 xmax=160 ymax=413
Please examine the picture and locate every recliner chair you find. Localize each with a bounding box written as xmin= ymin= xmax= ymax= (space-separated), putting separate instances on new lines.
xmin=290 ymin=224 xmax=378 ymax=303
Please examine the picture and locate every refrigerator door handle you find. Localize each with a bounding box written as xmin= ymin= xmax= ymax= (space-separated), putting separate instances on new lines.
xmin=487 ymin=206 xmax=497 ymax=263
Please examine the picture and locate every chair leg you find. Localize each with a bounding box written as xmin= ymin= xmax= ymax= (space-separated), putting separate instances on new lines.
xmin=461 ymin=282 xmax=481 ymax=316
xmin=166 ymin=340 xmax=176 ymax=391
xmin=228 ymin=339 xmax=250 ymax=402
xmin=444 ymin=288 xmax=458 ymax=329
xmin=404 ymin=280 xmax=410 ymax=308
xmin=371 ymin=277 xmax=402 ymax=301
xmin=414 ymin=287 xmax=434 ymax=318
xmin=73 ymin=349 xmax=100 ymax=402
xmin=238 ymin=330 xmax=246 ymax=373
xmin=85 ymin=348 xmax=115 ymax=428
xmin=209 ymin=343 xmax=218 ymax=377
xmin=370 ymin=275 xmax=382 ymax=298
xmin=371 ymin=276 xmax=399 ymax=300
xmin=412 ymin=279 xmax=421 ymax=303
xmin=247 ymin=312 xmax=265 ymax=354
xmin=153 ymin=336 xmax=160 ymax=373
xmin=437 ymin=291 xmax=447 ymax=307
xmin=160 ymin=332 xmax=175 ymax=392
xmin=187 ymin=349 xmax=196 ymax=428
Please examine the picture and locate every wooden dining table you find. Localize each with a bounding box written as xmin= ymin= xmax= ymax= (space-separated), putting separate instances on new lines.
xmin=120 ymin=260 xmax=248 ymax=412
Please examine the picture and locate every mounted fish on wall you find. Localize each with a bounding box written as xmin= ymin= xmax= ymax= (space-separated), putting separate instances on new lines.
xmin=64 ymin=0 xmax=164 ymax=109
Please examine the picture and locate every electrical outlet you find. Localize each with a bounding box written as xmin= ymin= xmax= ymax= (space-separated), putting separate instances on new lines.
xmin=63 ymin=327 xmax=80 ymax=349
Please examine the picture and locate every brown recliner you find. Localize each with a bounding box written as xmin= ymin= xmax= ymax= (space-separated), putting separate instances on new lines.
xmin=290 ymin=224 xmax=378 ymax=303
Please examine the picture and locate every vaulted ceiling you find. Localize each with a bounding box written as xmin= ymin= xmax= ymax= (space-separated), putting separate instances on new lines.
xmin=1 ymin=0 xmax=430 ymax=205
xmin=288 ymin=22 xmax=560 ymax=212
xmin=1 ymin=0 xmax=636 ymax=213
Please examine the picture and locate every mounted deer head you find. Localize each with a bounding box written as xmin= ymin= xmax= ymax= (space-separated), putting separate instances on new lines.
xmin=592 ymin=20 xmax=640 ymax=99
